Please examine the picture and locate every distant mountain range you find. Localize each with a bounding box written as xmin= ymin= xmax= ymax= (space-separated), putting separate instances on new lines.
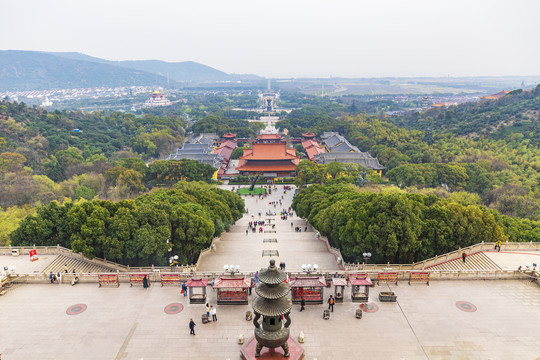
xmin=0 ymin=50 xmax=261 ymax=91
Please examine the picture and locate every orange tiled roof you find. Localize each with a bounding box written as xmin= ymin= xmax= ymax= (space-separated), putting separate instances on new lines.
xmin=301 ymin=139 xmax=325 ymax=161
xmin=240 ymin=143 xmax=298 ymax=161
xmin=257 ymin=134 xmax=282 ymax=140
xmin=236 ymin=160 xmax=299 ymax=172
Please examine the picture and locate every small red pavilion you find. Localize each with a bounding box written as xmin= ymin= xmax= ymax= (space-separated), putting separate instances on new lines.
xmin=213 ymin=277 xmax=251 ymax=305
xmin=288 ymin=277 xmax=327 ymax=304
xmin=186 ymin=278 xmax=208 ymax=304
xmin=349 ymin=274 xmax=372 ymax=302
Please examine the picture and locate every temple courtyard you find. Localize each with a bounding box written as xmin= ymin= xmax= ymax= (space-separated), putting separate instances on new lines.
xmin=1 ymin=184 xmax=540 ymax=359
xmin=1 ymin=280 xmax=540 ymax=359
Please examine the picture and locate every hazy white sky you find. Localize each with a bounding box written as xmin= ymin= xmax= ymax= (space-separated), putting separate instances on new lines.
xmin=2 ymin=0 xmax=539 ymax=78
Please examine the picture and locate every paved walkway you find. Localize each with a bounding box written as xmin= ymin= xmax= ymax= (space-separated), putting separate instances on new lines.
xmin=197 ymin=185 xmax=339 ymax=273
xmin=1 ymin=280 xmax=540 ymax=359
xmin=484 ymin=251 xmax=540 ymax=270
xmin=0 ymin=254 xmax=57 ymax=275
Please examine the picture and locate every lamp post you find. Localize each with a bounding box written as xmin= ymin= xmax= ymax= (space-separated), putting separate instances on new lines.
xmin=224 ymin=264 xmax=240 ymax=274
xmin=301 ymin=264 xmax=318 ymax=275
xmin=362 ymin=252 xmax=372 ymax=269
xmin=169 ymin=255 xmax=179 ymax=271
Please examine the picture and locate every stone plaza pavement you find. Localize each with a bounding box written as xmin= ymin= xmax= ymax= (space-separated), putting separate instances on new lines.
xmin=197 ymin=185 xmax=340 ymax=272
xmin=1 ymin=280 xmax=540 ymax=359
xmin=484 ymin=251 xmax=540 ymax=270
xmin=2 ymin=184 xmax=540 ymax=359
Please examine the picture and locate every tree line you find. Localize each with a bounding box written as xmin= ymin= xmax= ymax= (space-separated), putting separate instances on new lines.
xmin=10 ymin=182 xmax=244 ymax=266
xmin=293 ymin=183 xmax=540 ymax=264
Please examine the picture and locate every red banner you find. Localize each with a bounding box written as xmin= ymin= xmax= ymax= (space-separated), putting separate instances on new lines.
xmin=29 ymin=249 xmax=38 ymax=262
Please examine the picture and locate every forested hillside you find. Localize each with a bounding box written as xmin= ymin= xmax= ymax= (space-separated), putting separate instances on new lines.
xmin=0 ymin=100 xmax=217 ymax=245
xmin=398 ymin=85 xmax=540 ymax=140
xmin=10 ymin=182 xmax=244 ymax=266
xmin=293 ymin=184 xmax=540 ymax=264
xmin=281 ymin=99 xmax=540 ymax=220
xmin=0 ymin=51 xmax=170 ymax=91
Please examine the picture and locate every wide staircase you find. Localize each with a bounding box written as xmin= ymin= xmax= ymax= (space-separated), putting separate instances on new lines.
xmin=42 ymin=254 xmax=118 ymax=274
xmin=425 ymin=251 xmax=501 ymax=271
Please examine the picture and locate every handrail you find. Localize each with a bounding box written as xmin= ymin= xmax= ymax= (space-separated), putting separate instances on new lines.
xmin=3 ymin=241 xmax=538 ymax=274
xmin=410 ymin=241 xmax=540 ymax=270
xmin=0 ymin=245 xmax=197 ymax=273
xmin=9 ymin=268 xmax=526 ymax=285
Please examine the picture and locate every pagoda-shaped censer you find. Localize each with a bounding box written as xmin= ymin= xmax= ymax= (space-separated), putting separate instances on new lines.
xmin=241 ymin=259 xmax=304 ymax=360
xmin=253 ymin=259 xmax=292 ymax=356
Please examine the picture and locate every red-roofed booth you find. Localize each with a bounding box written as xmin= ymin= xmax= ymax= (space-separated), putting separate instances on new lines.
xmin=213 ymin=277 xmax=250 ymax=305
xmin=288 ymin=277 xmax=327 ymax=304
xmin=332 ymin=278 xmax=347 ymax=303
xmin=349 ymin=274 xmax=372 ymax=302
xmin=186 ymin=278 xmax=208 ymax=304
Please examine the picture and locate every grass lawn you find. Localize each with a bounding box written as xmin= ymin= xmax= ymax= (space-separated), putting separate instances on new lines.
xmin=237 ymin=187 xmax=267 ymax=195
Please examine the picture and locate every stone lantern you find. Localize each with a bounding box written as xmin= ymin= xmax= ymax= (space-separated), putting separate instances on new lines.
xmin=252 ymin=259 xmax=292 ymax=357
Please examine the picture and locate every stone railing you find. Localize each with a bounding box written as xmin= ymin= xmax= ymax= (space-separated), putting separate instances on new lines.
xmin=0 ymin=245 xmax=197 ymax=273
xmin=341 ymin=242 xmax=540 ymax=272
xmin=411 ymin=241 xmax=540 ymax=270
xmin=9 ymin=268 xmax=532 ymax=286
xmin=195 ymin=237 xmax=219 ymax=270
xmin=343 ymin=263 xmax=413 ymax=271
xmin=316 ymin=235 xmax=346 ymax=270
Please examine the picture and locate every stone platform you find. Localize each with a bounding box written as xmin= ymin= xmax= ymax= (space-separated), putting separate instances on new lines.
xmin=241 ymin=336 xmax=304 ymax=360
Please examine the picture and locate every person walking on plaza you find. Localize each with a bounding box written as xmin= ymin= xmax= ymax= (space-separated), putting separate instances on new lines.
xmin=182 ymin=282 xmax=188 ymax=296
xmin=328 ymin=295 xmax=335 ymax=312
xmin=189 ymin=319 xmax=196 ymax=335
xmin=206 ymin=303 xmax=211 ymax=320
xmin=142 ymin=275 xmax=149 ymax=289
xmin=462 ymin=252 xmax=467 ymax=263
xmin=210 ymin=306 xmax=217 ymax=321
xmin=300 ymin=296 xmax=306 ymax=312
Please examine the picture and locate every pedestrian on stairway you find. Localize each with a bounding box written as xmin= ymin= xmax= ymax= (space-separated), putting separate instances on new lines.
xmin=189 ymin=319 xmax=196 ymax=335
xmin=328 ymin=295 xmax=335 ymax=312
xmin=462 ymin=252 xmax=467 ymax=263
xmin=64 ymin=264 xmax=68 ymax=273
